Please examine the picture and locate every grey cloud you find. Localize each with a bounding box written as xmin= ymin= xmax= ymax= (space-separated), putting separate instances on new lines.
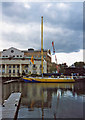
xmin=2 ymin=31 xmax=41 ymax=50
xmin=2 ymin=2 xmax=83 ymax=30
xmin=44 ymin=30 xmax=83 ymax=53
xmin=1 ymin=2 xmax=83 ymax=53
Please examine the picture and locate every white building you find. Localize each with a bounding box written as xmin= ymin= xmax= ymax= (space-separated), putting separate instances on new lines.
xmin=0 ymin=47 xmax=47 ymax=77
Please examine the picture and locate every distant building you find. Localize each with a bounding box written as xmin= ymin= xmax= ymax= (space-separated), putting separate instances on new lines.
xmin=0 ymin=47 xmax=49 ymax=77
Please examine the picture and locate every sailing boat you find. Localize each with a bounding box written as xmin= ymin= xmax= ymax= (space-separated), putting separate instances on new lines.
xmin=23 ymin=17 xmax=75 ymax=83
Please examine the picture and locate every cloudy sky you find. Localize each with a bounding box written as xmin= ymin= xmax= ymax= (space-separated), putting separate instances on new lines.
xmin=0 ymin=1 xmax=84 ymax=65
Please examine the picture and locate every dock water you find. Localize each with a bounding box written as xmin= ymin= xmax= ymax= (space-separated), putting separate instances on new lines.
xmin=2 ymin=92 xmax=21 ymax=119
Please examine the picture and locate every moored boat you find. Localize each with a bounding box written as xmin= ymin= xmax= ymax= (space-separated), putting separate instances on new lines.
xmin=23 ymin=16 xmax=75 ymax=83
xmin=23 ymin=77 xmax=75 ymax=83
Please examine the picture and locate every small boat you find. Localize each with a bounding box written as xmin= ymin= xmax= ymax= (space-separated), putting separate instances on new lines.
xmin=23 ymin=77 xmax=75 ymax=83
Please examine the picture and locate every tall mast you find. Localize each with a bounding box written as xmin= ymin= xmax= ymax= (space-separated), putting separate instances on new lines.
xmin=41 ymin=16 xmax=43 ymax=77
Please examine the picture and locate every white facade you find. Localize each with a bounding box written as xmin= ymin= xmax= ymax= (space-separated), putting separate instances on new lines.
xmin=1 ymin=47 xmax=24 ymax=58
xmin=0 ymin=47 xmax=47 ymax=77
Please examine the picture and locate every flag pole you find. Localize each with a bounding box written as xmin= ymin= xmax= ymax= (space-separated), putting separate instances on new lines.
xmin=41 ymin=16 xmax=43 ymax=78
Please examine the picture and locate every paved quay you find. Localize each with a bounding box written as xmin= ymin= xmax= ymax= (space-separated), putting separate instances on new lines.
xmin=2 ymin=92 xmax=21 ymax=119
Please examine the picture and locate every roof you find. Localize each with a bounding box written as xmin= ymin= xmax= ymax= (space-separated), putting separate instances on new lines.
xmin=22 ymin=49 xmax=47 ymax=52
xmin=1 ymin=47 xmax=24 ymax=53
xmin=0 ymin=47 xmax=49 ymax=53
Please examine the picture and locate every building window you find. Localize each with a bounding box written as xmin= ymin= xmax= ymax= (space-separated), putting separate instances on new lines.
xmin=17 ymin=65 xmax=19 ymax=68
xmin=2 ymin=69 xmax=5 ymax=73
xmin=33 ymin=64 xmax=36 ymax=68
xmin=9 ymin=70 xmax=11 ymax=73
xmin=33 ymin=64 xmax=37 ymax=69
xmin=3 ymin=56 xmax=5 ymax=57
xmin=9 ymin=65 xmax=11 ymax=68
xmin=0 ymin=65 xmax=1 ymax=68
xmin=25 ymin=65 xmax=28 ymax=68
xmin=13 ymin=70 xmax=15 ymax=73
xmin=40 ymin=64 xmax=42 ymax=68
xmin=25 ymin=69 xmax=28 ymax=73
xmin=33 ymin=70 xmax=37 ymax=74
xmin=2 ymin=65 xmax=5 ymax=68
xmin=17 ymin=70 xmax=19 ymax=73
xmin=20 ymin=55 xmax=22 ymax=57
xmin=40 ymin=70 xmax=42 ymax=74
xmin=11 ymin=50 xmax=14 ymax=53
xmin=6 ymin=56 xmax=8 ymax=57
xmin=13 ymin=65 xmax=15 ymax=68
xmin=13 ymin=55 xmax=15 ymax=57
xmin=17 ymin=55 xmax=19 ymax=57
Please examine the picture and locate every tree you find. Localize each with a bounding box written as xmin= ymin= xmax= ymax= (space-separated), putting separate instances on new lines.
xmin=58 ymin=63 xmax=68 ymax=74
xmin=50 ymin=66 xmax=57 ymax=73
xmin=59 ymin=65 xmax=65 ymax=74
xmin=50 ymin=63 xmax=57 ymax=73
xmin=74 ymin=62 xmax=85 ymax=68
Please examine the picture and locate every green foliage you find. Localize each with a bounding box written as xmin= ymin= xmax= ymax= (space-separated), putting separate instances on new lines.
xmin=59 ymin=65 xmax=65 ymax=74
xmin=74 ymin=62 xmax=85 ymax=68
xmin=50 ymin=66 xmax=57 ymax=73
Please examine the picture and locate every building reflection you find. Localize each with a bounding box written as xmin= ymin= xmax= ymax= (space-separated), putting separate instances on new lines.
xmin=2 ymin=81 xmax=85 ymax=110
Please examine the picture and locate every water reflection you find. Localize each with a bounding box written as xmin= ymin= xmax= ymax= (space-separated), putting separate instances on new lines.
xmin=2 ymin=81 xmax=85 ymax=118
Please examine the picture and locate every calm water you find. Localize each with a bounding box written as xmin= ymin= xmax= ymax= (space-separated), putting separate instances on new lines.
xmin=2 ymin=80 xmax=85 ymax=119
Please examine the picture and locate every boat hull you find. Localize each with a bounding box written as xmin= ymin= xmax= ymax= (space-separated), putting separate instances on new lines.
xmin=23 ymin=77 xmax=75 ymax=83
